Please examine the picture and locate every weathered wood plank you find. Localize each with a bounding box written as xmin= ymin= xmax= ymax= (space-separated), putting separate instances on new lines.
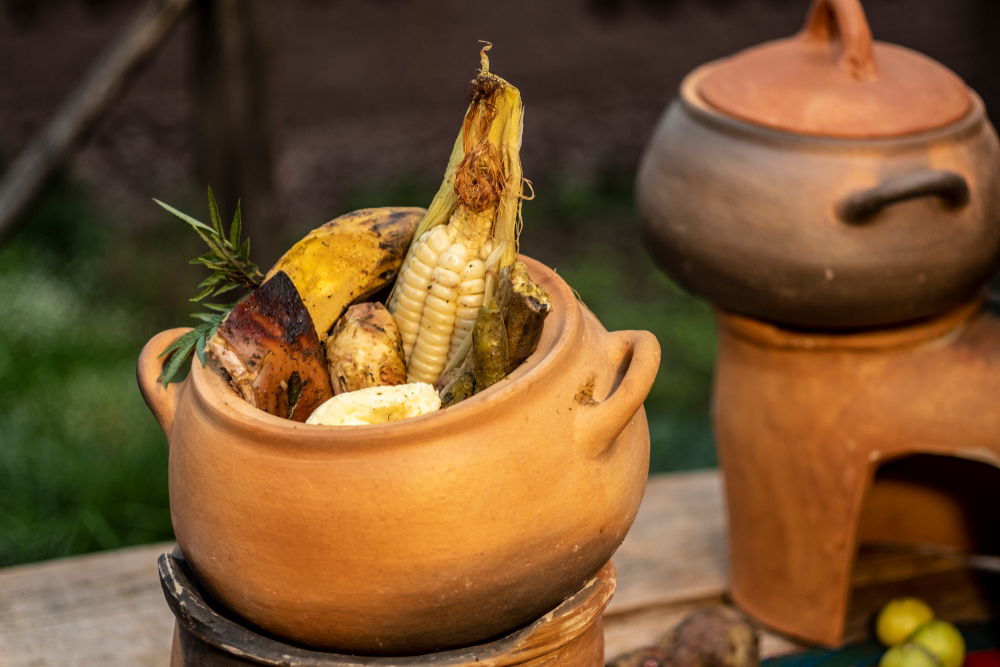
xmin=602 ymin=470 xmax=729 ymax=659
xmin=607 ymin=469 xmax=728 ymax=616
xmin=0 ymin=541 xmax=176 ymax=667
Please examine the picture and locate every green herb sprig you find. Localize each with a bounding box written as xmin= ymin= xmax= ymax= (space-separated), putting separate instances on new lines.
xmin=155 ymin=187 xmax=262 ymax=387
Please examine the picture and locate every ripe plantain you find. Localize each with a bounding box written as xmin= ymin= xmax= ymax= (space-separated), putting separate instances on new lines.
xmin=266 ymin=207 xmax=424 ymax=340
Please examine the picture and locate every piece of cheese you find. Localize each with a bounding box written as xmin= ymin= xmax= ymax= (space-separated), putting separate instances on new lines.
xmin=306 ymin=383 xmax=441 ymax=426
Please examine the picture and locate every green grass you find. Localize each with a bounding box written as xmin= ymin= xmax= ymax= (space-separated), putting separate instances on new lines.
xmin=0 ymin=171 xmax=716 ymax=566
xmin=0 ymin=177 xmax=179 ymax=566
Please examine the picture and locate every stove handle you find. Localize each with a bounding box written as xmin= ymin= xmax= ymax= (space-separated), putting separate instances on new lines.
xmin=836 ymin=170 xmax=970 ymax=223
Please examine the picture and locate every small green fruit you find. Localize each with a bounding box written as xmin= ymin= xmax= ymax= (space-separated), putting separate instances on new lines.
xmin=877 ymin=597 xmax=936 ymax=647
xmin=880 ymin=643 xmax=942 ymax=667
xmin=909 ymin=620 xmax=966 ymax=667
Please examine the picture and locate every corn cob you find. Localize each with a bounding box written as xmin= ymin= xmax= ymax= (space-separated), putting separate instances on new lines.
xmin=388 ymin=43 xmax=525 ymax=385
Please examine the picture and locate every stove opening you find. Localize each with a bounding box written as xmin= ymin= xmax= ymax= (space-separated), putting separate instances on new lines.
xmin=858 ymin=453 xmax=1000 ymax=554
xmin=843 ymin=453 xmax=1000 ymax=642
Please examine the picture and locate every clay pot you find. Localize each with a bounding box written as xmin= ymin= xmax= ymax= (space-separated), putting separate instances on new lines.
xmin=637 ymin=0 xmax=1000 ymax=329
xmin=137 ymin=256 xmax=660 ymax=657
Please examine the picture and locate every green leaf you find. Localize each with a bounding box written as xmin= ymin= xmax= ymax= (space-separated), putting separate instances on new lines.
xmin=158 ymin=327 xmax=204 ymax=358
xmin=157 ymin=321 xmax=221 ymax=386
xmin=204 ymin=302 xmax=238 ymax=313
xmin=230 ymin=201 xmax=242 ymax=249
xmin=191 ymin=226 xmax=216 ymax=249
xmin=191 ymin=286 xmax=214 ymax=301
xmin=199 ymin=230 xmax=228 ymax=260
xmin=154 ymin=199 xmax=214 ymax=233
xmin=195 ymin=333 xmax=208 ymax=367
xmin=158 ymin=334 xmax=200 ymax=386
xmin=156 ymin=189 xmax=261 ymax=383
xmin=197 ymin=260 xmax=229 ymax=273
xmin=207 ymin=187 xmax=224 ymax=237
xmin=197 ymin=274 xmax=225 ymax=288
xmin=212 ymin=282 xmax=240 ymax=297
xmin=158 ymin=347 xmax=192 ymax=387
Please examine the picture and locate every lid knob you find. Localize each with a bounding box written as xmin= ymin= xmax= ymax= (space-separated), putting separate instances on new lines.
xmin=696 ymin=0 xmax=971 ymax=138
xmin=800 ymin=0 xmax=877 ymax=82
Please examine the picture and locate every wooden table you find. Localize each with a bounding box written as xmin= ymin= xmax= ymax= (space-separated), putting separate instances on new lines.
xmin=2 ymin=469 xmax=989 ymax=666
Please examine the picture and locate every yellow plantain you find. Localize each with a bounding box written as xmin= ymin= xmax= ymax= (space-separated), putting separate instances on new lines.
xmin=267 ymin=207 xmax=424 ymax=339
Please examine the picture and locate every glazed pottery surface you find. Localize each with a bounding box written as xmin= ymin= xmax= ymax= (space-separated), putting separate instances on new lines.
xmin=137 ymin=255 xmax=660 ymax=656
xmin=637 ymin=0 xmax=1000 ymax=329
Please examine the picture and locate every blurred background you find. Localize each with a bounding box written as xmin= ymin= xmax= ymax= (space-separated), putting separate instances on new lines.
xmin=0 ymin=0 xmax=996 ymax=567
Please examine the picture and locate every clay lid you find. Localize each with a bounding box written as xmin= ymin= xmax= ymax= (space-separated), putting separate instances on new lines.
xmin=698 ymin=0 xmax=971 ymax=138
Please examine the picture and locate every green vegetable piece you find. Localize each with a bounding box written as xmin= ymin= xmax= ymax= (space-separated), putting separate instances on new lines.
xmin=440 ymin=353 xmax=476 ymax=407
xmin=472 ymin=299 xmax=509 ymax=393
xmin=496 ymin=261 xmax=551 ymax=374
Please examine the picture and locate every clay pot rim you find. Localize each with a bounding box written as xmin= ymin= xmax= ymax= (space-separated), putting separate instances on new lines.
xmin=186 ymin=254 xmax=581 ymax=451
xmin=680 ymin=59 xmax=986 ymax=149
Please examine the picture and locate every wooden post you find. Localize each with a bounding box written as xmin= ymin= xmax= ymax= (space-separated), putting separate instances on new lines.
xmin=194 ymin=0 xmax=281 ymax=266
xmin=0 ymin=0 xmax=194 ymax=244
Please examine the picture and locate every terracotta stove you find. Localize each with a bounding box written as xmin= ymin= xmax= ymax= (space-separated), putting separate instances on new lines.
xmin=160 ymin=548 xmax=614 ymax=666
xmin=638 ymin=0 xmax=1000 ymax=647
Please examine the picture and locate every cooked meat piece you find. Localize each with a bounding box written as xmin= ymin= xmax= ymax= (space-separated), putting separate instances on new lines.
xmin=210 ymin=271 xmax=334 ymax=421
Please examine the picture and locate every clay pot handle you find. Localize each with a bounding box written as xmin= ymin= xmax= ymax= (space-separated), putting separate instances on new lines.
xmin=836 ymin=170 xmax=970 ymax=223
xmin=579 ymin=330 xmax=661 ymax=459
xmin=801 ymin=0 xmax=878 ymax=81
xmin=137 ymin=327 xmax=192 ymax=438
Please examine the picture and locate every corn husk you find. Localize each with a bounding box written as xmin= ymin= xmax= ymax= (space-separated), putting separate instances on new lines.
xmin=388 ymin=43 xmax=525 ymax=312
